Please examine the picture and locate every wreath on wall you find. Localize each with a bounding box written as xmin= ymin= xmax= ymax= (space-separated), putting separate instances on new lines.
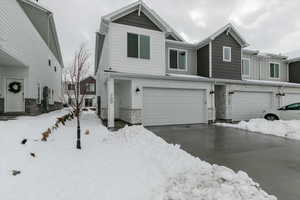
xmin=8 ymin=82 xmax=22 ymax=94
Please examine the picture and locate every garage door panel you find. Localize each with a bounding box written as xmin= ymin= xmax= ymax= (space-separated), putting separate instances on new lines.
xmin=284 ymin=94 xmax=300 ymax=105
xmin=143 ymin=88 xmax=206 ymax=126
xmin=231 ymin=92 xmax=272 ymax=121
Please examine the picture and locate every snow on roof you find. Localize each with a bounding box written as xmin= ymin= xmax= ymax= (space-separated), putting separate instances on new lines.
xmin=287 ymin=57 xmax=300 ymax=64
xmin=245 ymin=79 xmax=300 ymax=87
xmin=166 ymin=73 xmax=210 ymax=80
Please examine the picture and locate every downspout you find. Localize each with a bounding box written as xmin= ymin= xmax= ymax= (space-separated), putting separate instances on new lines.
xmin=258 ymin=56 xmax=261 ymax=80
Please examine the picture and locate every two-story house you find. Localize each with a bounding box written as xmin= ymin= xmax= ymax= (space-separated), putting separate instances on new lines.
xmin=64 ymin=76 xmax=96 ymax=108
xmin=0 ymin=0 xmax=64 ymax=115
xmin=95 ymin=1 xmax=300 ymax=128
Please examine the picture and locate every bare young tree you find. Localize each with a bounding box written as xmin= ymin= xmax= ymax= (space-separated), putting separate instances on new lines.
xmin=64 ymin=44 xmax=90 ymax=149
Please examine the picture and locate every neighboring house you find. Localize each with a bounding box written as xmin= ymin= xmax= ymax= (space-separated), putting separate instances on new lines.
xmin=64 ymin=76 xmax=96 ymax=107
xmin=0 ymin=0 xmax=64 ymax=115
xmin=95 ymin=1 xmax=300 ymax=128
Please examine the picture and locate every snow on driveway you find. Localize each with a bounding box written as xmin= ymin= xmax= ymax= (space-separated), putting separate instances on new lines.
xmin=217 ymin=119 xmax=300 ymax=141
xmin=0 ymin=109 xmax=276 ymax=200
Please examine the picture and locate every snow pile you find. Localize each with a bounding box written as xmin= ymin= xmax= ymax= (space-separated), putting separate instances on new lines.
xmin=0 ymin=111 xmax=276 ymax=200
xmin=164 ymin=167 xmax=273 ymax=200
xmin=217 ymin=119 xmax=300 ymax=140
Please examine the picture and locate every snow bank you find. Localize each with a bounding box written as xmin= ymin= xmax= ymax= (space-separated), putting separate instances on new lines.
xmin=0 ymin=111 xmax=276 ymax=200
xmin=217 ymin=119 xmax=300 ymax=140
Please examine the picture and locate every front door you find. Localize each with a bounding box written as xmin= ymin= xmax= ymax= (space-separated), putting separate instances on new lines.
xmin=6 ymin=78 xmax=24 ymax=112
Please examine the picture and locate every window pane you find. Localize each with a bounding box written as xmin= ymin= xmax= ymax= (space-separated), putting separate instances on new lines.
xmin=140 ymin=35 xmax=150 ymax=59
xmin=178 ymin=51 xmax=186 ymax=70
xmin=169 ymin=50 xmax=178 ymax=69
xmin=270 ymin=64 xmax=275 ymax=78
xmin=127 ymin=33 xmax=138 ymax=58
xmin=286 ymin=103 xmax=300 ymax=110
xmin=270 ymin=63 xmax=279 ymax=78
xmin=275 ymin=64 xmax=279 ymax=78
xmin=223 ymin=47 xmax=231 ymax=61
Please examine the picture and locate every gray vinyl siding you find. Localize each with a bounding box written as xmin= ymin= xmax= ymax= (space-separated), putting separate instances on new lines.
xmin=165 ymin=43 xmax=197 ymax=75
xmin=211 ymin=32 xmax=242 ymax=80
xmin=113 ymin=10 xmax=162 ymax=32
xmin=242 ymin=52 xmax=288 ymax=82
xmin=289 ymin=62 xmax=300 ymax=83
xmin=197 ymin=44 xmax=209 ymax=77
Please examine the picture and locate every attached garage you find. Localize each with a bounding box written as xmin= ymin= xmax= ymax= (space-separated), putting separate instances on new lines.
xmin=284 ymin=93 xmax=300 ymax=105
xmin=143 ymin=87 xmax=207 ymax=126
xmin=231 ymin=91 xmax=273 ymax=121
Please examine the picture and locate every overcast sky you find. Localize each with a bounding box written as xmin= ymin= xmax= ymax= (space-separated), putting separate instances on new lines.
xmin=39 ymin=0 xmax=300 ymax=69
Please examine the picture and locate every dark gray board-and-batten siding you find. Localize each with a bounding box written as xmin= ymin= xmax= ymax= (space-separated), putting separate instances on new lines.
xmin=289 ymin=61 xmax=300 ymax=83
xmin=113 ymin=10 xmax=162 ymax=32
xmin=211 ymin=32 xmax=242 ymax=80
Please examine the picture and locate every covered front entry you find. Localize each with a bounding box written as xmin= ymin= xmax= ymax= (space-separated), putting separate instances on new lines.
xmin=5 ymin=78 xmax=25 ymax=112
xmin=0 ymin=48 xmax=27 ymax=114
xmin=231 ymin=91 xmax=273 ymax=121
xmin=143 ymin=87 xmax=207 ymax=126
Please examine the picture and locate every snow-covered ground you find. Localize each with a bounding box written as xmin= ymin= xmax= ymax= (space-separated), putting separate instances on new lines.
xmin=0 ymin=110 xmax=276 ymax=200
xmin=217 ymin=119 xmax=300 ymax=141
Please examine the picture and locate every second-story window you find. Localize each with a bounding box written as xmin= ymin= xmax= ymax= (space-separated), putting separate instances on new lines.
xmin=270 ymin=63 xmax=280 ymax=79
xmin=86 ymin=83 xmax=95 ymax=93
xmin=169 ymin=49 xmax=187 ymax=70
xmin=127 ymin=33 xmax=150 ymax=59
xmin=223 ymin=46 xmax=231 ymax=62
xmin=242 ymin=58 xmax=250 ymax=78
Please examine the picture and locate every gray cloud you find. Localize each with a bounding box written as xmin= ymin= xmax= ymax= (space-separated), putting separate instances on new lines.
xmin=40 ymin=0 xmax=300 ymax=69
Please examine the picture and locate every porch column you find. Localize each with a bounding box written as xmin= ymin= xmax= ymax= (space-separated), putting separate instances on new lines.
xmin=107 ymin=78 xmax=115 ymax=128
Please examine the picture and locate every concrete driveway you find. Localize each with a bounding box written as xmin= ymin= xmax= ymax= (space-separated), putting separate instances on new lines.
xmin=147 ymin=124 xmax=300 ymax=200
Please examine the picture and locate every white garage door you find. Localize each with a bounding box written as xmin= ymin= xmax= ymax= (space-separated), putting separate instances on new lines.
xmin=231 ymin=91 xmax=273 ymax=121
xmin=143 ymin=88 xmax=206 ymax=126
xmin=284 ymin=93 xmax=300 ymax=105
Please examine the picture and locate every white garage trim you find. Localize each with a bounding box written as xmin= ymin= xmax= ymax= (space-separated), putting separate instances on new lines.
xmin=230 ymin=91 xmax=273 ymax=121
xmin=143 ymin=87 xmax=207 ymax=126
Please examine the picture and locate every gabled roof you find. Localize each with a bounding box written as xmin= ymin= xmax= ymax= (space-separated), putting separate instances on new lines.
xmin=17 ymin=0 xmax=64 ymax=67
xmin=101 ymin=0 xmax=184 ymax=42
xmin=197 ymin=23 xmax=249 ymax=49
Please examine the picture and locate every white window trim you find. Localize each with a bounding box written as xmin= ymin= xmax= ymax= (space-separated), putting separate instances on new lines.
xmin=242 ymin=58 xmax=251 ymax=79
xmin=127 ymin=32 xmax=151 ymax=60
xmin=168 ymin=48 xmax=188 ymax=71
xmin=223 ymin=46 xmax=231 ymax=62
xmin=269 ymin=62 xmax=280 ymax=79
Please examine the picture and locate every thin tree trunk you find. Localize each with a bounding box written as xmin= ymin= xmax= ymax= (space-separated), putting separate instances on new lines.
xmin=76 ymin=114 xmax=81 ymax=149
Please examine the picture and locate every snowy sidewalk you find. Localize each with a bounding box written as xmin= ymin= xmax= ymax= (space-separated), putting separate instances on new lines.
xmin=217 ymin=119 xmax=300 ymax=141
xmin=0 ymin=110 xmax=276 ymax=200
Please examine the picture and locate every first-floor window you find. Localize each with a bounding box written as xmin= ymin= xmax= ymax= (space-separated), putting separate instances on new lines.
xmin=242 ymin=59 xmax=250 ymax=77
xmin=169 ymin=49 xmax=187 ymax=70
xmin=127 ymin=33 xmax=150 ymax=59
xmin=270 ymin=63 xmax=280 ymax=78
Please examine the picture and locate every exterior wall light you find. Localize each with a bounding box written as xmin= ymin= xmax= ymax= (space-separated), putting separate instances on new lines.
xmin=135 ymin=87 xmax=141 ymax=93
